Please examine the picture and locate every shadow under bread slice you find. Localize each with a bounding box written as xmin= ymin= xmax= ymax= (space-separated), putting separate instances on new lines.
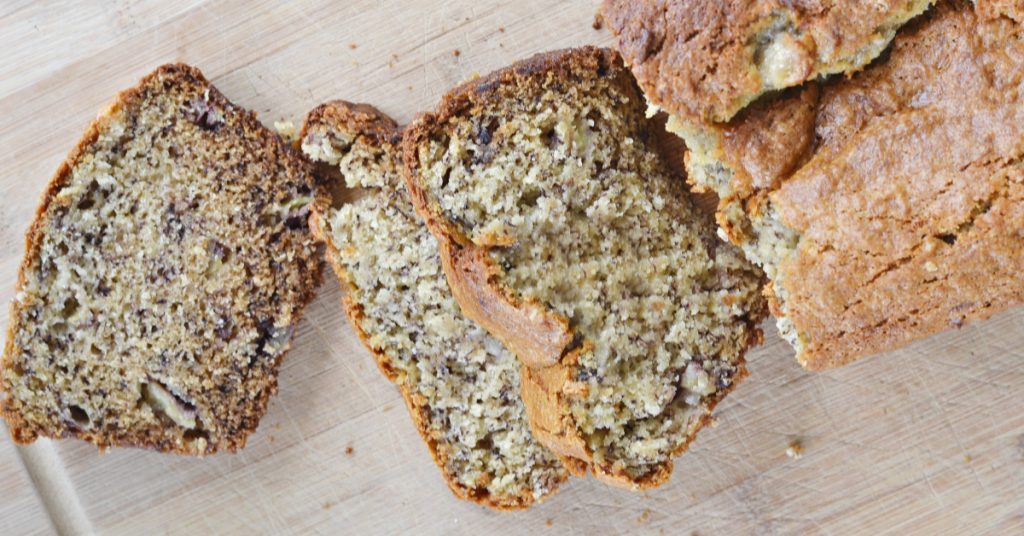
xmin=300 ymin=101 xmax=570 ymax=510
xmin=1 ymin=64 xmax=324 ymax=454
xmin=402 ymin=47 xmax=767 ymax=490
xmin=680 ymin=0 xmax=1024 ymax=369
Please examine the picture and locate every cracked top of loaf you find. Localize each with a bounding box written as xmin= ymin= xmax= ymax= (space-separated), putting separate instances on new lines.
xmin=602 ymin=0 xmax=934 ymax=124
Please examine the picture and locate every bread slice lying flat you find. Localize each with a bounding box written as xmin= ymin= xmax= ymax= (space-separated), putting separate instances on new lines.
xmin=602 ymin=0 xmax=935 ymax=125
xmin=1 ymin=64 xmax=323 ymax=454
xmin=403 ymin=47 xmax=767 ymax=489
xmin=301 ymin=101 xmax=570 ymax=509
xmin=679 ymin=0 xmax=1024 ymax=369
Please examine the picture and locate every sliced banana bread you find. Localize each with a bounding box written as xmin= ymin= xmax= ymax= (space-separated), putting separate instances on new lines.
xmin=403 ymin=47 xmax=767 ymax=489
xmin=301 ymin=101 xmax=570 ymax=509
xmin=602 ymin=0 xmax=935 ymax=125
xmin=1 ymin=64 xmax=323 ymax=454
xmin=681 ymin=0 xmax=1024 ymax=369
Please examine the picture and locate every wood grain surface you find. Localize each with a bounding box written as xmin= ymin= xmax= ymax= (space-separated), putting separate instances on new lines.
xmin=2 ymin=1 xmax=1022 ymax=534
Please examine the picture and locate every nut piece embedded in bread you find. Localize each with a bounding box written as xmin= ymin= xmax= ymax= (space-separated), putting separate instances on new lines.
xmin=682 ymin=0 xmax=1024 ymax=369
xmin=602 ymin=0 xmax=935 ymax=125
xmin=301 ymin=101 xmax=569 ymax=509
xmin=0 ymin=64 xmax=324 ymax=454
xmin=403 ymin=47 xmax=767 ymax=489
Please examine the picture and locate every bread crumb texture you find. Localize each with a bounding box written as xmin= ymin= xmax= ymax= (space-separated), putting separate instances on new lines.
xmin=681 ymin=0 xmax=1024 ymax=369
xmin=1 ymin=64 xmax=323 ymax=454
xmin=602 ymin=0 xmax=935 ymax=124
xmin=302 ymin=102 xmax=567 ymax=509
xmin=407 ymin=48 xmax=766 ymax=483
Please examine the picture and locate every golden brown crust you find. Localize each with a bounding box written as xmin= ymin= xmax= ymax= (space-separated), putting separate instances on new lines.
xmin=403 ymin=47 xmax=762 ymax=489
xmin=302 ymin=102 xmax=565 ymax=510
xmin=975 ymin=0 xmax=1024 ymax=20
xmin=602 ymin=0 xmax=934 ymax=124
xmin=701 ymin=1 xmax=1024 ymax=369
xmin=517 ymin=349 xmax=590 ymax=463
xmin=304 ymin=99 xmax=402 ymax=147
xmin=1 ymin=64 xmax=324 ymax=454
xmin=434 ymin=239 xmax=573 ymax=370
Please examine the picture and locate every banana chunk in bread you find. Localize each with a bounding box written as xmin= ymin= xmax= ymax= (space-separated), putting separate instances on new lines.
xmin=602 ymin=0 xmax=935 ymax=125
xmin=403 ymin=47 xmax=766 ymax=488
xmin=301 ymin=102 xmax=569 ymax=509
xmin=1 ymin=64 xmax=323 ymax=454
xmin=682 ymin=1 xmax=1024 ymax=369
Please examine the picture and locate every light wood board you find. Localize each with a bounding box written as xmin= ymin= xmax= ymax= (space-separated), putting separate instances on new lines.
xmin=1 ymin=1 xmax=1022 ymax=534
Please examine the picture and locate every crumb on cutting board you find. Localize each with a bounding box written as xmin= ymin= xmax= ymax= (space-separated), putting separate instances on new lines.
xmin=274 ymin=120 xmax=297 ymax=143
xmin=786 ymin=439 xmax=804 ymax=459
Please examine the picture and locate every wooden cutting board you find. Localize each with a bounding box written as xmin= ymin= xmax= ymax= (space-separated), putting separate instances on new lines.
xmin=2 ymin=1 xmax=1022 ymax=534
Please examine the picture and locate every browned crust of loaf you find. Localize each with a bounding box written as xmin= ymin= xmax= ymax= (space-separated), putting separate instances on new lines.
xmin=301 ymin=102 xmax=562 ymax=510
xmin=785 ymin=1 xmax=1024 ymax=370
xmin=601 ymin=0 xmax=933 ymax=124
xmin=975 ymin=0 xmax=1024 ymax=21
xmin=1 ymin=64 xmax=323 ymax=454
xmin=402 ymin=46 xmax=755 ymax=488
xmin=436 ymin=240 xmax=573 ymax=370
xmin=705 ymin=1 xmax=1024 ymax=369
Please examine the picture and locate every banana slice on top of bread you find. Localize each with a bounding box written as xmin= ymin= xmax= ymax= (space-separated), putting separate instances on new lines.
xmin=301 ymin=101 xmax=570 ymax=509
xmin=1 ymin=64 xmax=323 ymax=454
xmin=403 ymin=47 xmax=767 ymax=489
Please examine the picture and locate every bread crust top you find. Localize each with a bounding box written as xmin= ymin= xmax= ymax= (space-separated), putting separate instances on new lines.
xmin=706 ymin=1 xmax=1024 ymax=368
xmin=602 ymin=0 xmax=934 ymax=124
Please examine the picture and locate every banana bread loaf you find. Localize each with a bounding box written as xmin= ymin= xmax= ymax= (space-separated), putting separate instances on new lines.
xmin=680 ymin=0 xmax=1024 ymax=369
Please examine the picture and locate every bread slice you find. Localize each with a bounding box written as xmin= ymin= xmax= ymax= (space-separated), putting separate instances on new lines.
xmin=301 ymin=101 xmax=570 ymax=509
xmin=403 ymin=47 xmax=767 ymax=489
xmin=1 ymin=64 xmax=324 ymax=454
xmin=602 ymin=0 xmax=935 ymax=126
xmin=679 ymin=0 xmax=1024 ymax=369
